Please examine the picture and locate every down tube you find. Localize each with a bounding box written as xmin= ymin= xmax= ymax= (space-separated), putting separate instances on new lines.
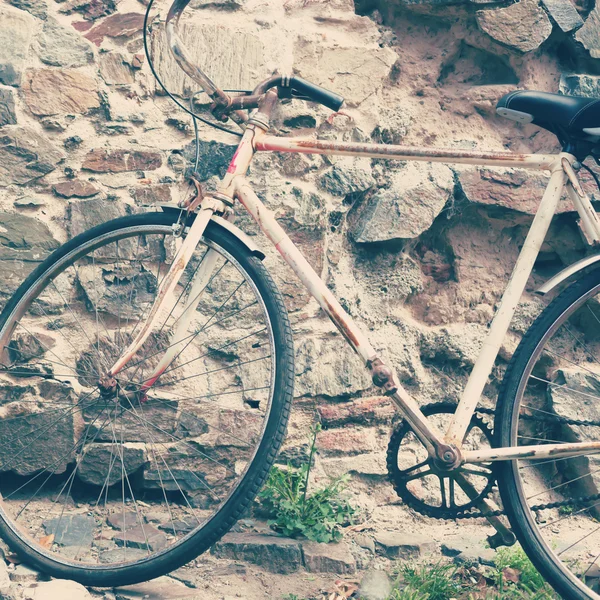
xmin=234 ymin=179 xmax=377 ymax=363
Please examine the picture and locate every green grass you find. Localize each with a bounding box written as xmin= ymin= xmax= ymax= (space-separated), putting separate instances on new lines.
xmin=258 ymin=424 xmax=356 ymax=543
xmin=389 ymin=562 xmax=465 ymax=600
xmin=384 ymin=545 xmax=557 ymax=600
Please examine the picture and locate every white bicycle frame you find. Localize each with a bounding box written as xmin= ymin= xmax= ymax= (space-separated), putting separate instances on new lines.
xmin=104 ymin=0 xmax=600 ymax=482
xmin=107 ymin=121 xmax=600 ymax=469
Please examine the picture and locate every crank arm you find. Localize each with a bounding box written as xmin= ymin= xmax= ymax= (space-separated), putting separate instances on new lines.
xmin=108 ymin=204 xmax=216 ymax=377
xmin=454 ymin=473 xmax=516 ymax=548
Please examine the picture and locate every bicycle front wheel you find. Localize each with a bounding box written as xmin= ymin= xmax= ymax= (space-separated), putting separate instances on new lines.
xmin=0 ymin=211 xmax=294 ymax=586
xmin=496 ymin=267 xmax=600 ymax=599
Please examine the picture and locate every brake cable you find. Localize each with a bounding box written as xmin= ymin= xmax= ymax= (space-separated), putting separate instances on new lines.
xmin=143 ymin=0 xmax=243 ymax=138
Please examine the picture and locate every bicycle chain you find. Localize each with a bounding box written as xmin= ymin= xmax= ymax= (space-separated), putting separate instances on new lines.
xmin=390 ymin=405 xmax=600 ymax=520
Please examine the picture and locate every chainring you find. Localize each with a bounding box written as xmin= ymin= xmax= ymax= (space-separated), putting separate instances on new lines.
xmin=386 ymin=402 xmax=496 ymax=519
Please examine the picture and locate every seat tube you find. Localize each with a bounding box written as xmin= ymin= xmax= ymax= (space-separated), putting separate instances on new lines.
xmin=445 ymin=162 xmax=568 ymax=447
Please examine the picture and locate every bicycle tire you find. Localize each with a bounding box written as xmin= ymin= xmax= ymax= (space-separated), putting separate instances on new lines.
xmin=496 ymin=268 xmax=600 ymax=600
xmin=0 ymin=211 xmax=294 ymax=587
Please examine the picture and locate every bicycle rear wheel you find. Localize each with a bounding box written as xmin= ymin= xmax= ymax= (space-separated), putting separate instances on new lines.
xmin=0 ymin=210 xmax=294 ymax=586
xmin=496 ymin=268 xmax=600 ymax=599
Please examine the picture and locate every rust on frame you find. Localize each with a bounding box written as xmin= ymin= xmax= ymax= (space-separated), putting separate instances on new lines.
xmin=255 ymin=136 xmax=557 ymax=170
xmin=322 ymin=296 xmax=361 ymax=349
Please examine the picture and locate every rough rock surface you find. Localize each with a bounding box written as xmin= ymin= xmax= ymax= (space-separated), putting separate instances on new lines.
xmin=38 ymin=18 xmax=95 ymax=68
xmin=23 ymin=69 xmax=100 ymax=116
xmin=0 ymin=5 xmax=34 ymax=86
xmin=350 ymin=163 xmax=454 ymax=243
xmin=575 ymin=6 xmax=600 ymax=59
xmin=476 ymin=0 xmax=553 ymax=53
xmin=0 ymin=126 xmax=65 ymax=185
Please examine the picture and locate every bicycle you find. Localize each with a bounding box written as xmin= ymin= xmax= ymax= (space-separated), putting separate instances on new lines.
xmin=0 ymin=0 xmax=600 ymax=597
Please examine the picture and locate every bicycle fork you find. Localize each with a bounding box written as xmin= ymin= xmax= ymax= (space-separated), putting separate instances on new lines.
xmin=102 ymin=198 xmax=225 ymax=390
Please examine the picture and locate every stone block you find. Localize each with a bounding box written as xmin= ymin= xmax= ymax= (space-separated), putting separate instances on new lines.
xmin=23 ymin=69 xmax=100 ymax=116
xmin=82 ymin=149 xmax=162 ymax=173
xmin=374 ymin=531 xmax=436 ymax=559
xmin=302 ymin=541 xmax=356 ymax=574
xmin=541 ymin=0 xmax=583 ymax=32
xmin=317 ymin=396 xmax=394 ymax=427
xmin=150 ymin=24 xmax=265 ymax=96
xmin=38 ymin=17 xmax=95 ymax=68
xmin=0 ymin=5 xmax=34 ymax=86
xmin=476 ymin=0 xmax=552 ymax=53
xmin=212 ymin=533 xmax=303 ymax=574
xmin=0 ymin=126 xmax=65 ymax=185
xmin=575 ymin=6 xmax=600 ymax=59
xmin=78 ymin=443 xmax=147 ymax=487
xmin=350 ymin=163 xmax=453 ymax=243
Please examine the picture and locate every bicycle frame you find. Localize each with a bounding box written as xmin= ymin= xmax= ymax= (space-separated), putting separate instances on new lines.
xmin=109 ymin=0 xmax=600 ymax=472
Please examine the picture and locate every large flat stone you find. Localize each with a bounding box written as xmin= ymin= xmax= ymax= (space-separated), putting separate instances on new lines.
xmin=317 ymin=396 xmax=394 ymax=427
xmin=23 ymin=69 xmax=100 ymax=116
xmin=113 ymin=524 xmax=168 ymax=551
xmin=0 ymin=5 xmax=34 ymax=86
xmin=0 ymin=126 xmax=65 ymax=185
xmin=575 ymin=6 xmax=600 ymax=59
xmin=114 ymin=576 xmax=195 ymax=600
xmin=302 ymin=541 xmax=356 ymax=574
xmin=0 ymin=211 xmax=59 ymax=297
xmin=82 ymin=149 xmax=162 ymax=172
xmin=27 ymin=579 xmax=91 ymax=600
xmin=43 ymin=515 xmax=96 ymax=547
xmin=212 ymin=533 xmax=303 ymax=574
xmin=476 ymin=0 xmax=553 ymax=53
xmin=85 ymin=13 xmax=145 ymax=46
xmin=38 ymin=18 xmax=95 ymax=68
xmin=457 ymin=167 xmax=571 ymax=215
xmin=350 ymin=163 xmax=453 ymax=243
xmin=541 ymin=0 xmax=583 ymax=32
xmin=78 ymin=443 xmax=147 ymax=487
xmin=374 ymin=532 xmax=436 ymax=559
xmin=53 ymin=180 xmax=99 ymax=199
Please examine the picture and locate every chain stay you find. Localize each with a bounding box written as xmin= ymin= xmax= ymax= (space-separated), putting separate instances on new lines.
xmin=449 ymin=406 xmax=600 ymax=520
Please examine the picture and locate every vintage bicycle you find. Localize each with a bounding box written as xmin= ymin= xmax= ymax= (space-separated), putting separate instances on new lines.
xmin=1 ymin=0 xmax=600 ymax=597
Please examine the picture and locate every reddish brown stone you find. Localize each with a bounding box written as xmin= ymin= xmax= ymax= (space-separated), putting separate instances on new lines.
xmin=317 ymin=396 xmax=394 ymax=427
xmin=53 ymin=180 xmax=99 ymax=199
xmin=82 ymin=149 xmax=162 ymax=173
xmin=132 ymin=54 xmax=144 ymax=69
xmin=72 ymin=21 xmax=93 ymax=32
xmin=316 ymin=427 xmax=376 ymax=457
xmin=85 ymin=13 xmax=145 ymax=46
xmin=22 ymin=69 xmax=99 ymax=116
xmin=130 ymin=185 xmax=172 ymax=205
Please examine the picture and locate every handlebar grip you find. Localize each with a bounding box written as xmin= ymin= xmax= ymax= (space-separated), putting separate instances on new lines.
xmin=288 ymin=76 xmax=345 ymax=112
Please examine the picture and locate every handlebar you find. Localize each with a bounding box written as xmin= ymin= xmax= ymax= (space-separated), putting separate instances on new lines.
xmin=164 ymin=0 xmax=346 ymax=117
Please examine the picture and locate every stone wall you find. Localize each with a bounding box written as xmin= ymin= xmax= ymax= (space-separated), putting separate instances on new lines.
xmin=0 ymin=0 xmax=599 ymax=514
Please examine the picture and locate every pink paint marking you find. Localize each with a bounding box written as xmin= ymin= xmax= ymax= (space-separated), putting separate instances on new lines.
xmin=227 ymin=146 xmax=241 ymax=174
